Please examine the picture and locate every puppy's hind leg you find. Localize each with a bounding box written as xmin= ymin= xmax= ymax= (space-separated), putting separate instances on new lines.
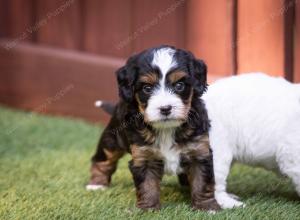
xmin=277 ymin=138 xmax=300 ymax=197
xmin=86 ymin=128 xmax=126 ymax=190
xmin=278 ymin=156 xmax=300 ymax=197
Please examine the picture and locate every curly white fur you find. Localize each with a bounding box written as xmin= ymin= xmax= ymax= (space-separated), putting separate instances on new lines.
xmin=203 ymin=73 xmax=300 ymax=209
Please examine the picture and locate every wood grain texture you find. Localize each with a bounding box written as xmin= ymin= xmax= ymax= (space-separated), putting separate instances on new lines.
xmin=0 ymin=0 xmax=9 ymax=38
xmin=0 ymin=0 xmax=35 ymax=45
xmin=283 ymin=0 xmax=295 ymax=81
xmin=82 ymin=0 xmax=132 ymax=58
xmin=295 ymin=0 xmax=300 ymax=82
xmin=0 ymin=40 xmax=123 ymax=123
xmin=186 ymin=0 xmax=235 ymax=77
xmin=131 ymin=0 xmax=185 ymax=53
xmin=9 ymin=0 xmax=34 ymax=37
xmin=237 ymin=0 xmax=285 ymax=76
xmin=36 ymin=0 xmax=82 ymax=50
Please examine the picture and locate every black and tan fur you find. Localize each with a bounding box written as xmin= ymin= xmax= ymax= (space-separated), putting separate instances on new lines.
xmin=88 ymin=46 xmax=220 ymax=211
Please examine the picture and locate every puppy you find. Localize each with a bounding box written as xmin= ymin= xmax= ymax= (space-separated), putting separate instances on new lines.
xmin=86 ymin=46 xmax=220 ymax=211
xmin=203 ymin=73 xmax=300 ymax=209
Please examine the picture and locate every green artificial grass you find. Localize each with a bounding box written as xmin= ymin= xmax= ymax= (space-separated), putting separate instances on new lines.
xmin=0 ymin=105 xmax=299 ymax=220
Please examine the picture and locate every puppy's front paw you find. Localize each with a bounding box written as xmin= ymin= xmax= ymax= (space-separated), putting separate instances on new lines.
xmin=86 ymin=184 xmax=107 ymax=191
xmin=192 ymin=198 xmax=221 ymax=211
xmin=228 ymin=193 xmax=240 ymax=200
xmin=137 ymin=202 xmax=160 ymax=211
xmin=215 ymin=192 xmax=245 ymax=209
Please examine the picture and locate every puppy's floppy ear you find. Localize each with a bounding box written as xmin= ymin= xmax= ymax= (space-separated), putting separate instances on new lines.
xmin=116 ymin=62 xmax=137 ymax=102
xmin=191 ymin=59 xmax=207 ymax=95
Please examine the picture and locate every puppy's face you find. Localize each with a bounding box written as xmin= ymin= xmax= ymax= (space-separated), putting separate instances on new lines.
xmin=135 ymin=68 xmax=191 ymax=129
xmin=117 ymin=46 xmax=207 ymax=129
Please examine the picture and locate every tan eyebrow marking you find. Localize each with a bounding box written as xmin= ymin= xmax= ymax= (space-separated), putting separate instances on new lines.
xmin=168 ymin=71 xmax=188 ymax=83
xmin=139 ymin=73 xmax=159 ymax=85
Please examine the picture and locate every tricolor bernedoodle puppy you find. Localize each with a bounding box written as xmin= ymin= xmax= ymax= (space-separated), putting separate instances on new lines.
xmin=86 ymin=45 xmax=220 ymax=211
xmin=203 ymin=73 xmax=300 ymax=209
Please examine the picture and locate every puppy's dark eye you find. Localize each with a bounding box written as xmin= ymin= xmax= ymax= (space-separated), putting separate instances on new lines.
xmin=142 ymin=84 xmax=153 ymax=94
xmin=174 ymin=82 xmax=185 ymax=92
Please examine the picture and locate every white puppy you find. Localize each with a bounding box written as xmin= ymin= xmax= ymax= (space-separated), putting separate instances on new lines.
xmin=203 ymin=73 xmax=300 ymax=209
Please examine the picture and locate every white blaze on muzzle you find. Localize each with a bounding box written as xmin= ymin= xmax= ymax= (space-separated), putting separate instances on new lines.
xmin=144 ymin=47 xmax=186 ymax=127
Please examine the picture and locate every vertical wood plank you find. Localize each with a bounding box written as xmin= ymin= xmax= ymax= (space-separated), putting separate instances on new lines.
xmin=82 ymin=0 xmax=132 ymax=58
xmin=295 ymin=0 xmax=300 ymax=82
xmin=36 ymin=0 xmax=82 ymax=50
xmin=186 ymin=0 xmax=236 ymax=78
xmin=0 ymin=0 xmax=34 ymax=44
xmin=8 ymin=0 xmax=34 ymax=40
xmin=131 ymin=0 xmax=185 ymax=53
xmin=284 ymin=0 xmax=295 ymax=81
xmin=0 ymin=0 xmax=9 ymax=38
xmin=237 ymin=0 xmax=286 ymax=76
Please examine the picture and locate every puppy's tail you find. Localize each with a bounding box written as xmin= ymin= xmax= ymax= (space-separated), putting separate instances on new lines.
xmin=94 ymin=100 xmax=116 ymax=115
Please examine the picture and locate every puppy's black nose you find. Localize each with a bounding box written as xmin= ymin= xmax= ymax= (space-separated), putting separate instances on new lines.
xmin=160 ymin=105 xmax=172 ymax=116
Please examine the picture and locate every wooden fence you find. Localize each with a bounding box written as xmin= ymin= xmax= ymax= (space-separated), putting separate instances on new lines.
xmin=0 ymin=0 xmax=299 ymax=122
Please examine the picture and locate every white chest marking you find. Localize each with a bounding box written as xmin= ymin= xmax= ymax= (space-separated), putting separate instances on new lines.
xmin=155 ymin=129 xmax=181 ymax=175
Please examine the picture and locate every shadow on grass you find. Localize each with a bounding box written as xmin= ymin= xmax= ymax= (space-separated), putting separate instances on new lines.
xmin=227 ymin=164 xmax=299 ymax=204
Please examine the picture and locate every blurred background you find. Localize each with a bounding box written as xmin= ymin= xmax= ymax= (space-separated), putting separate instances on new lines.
xmin=0 ymin=0 xmax=299 ymax=123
